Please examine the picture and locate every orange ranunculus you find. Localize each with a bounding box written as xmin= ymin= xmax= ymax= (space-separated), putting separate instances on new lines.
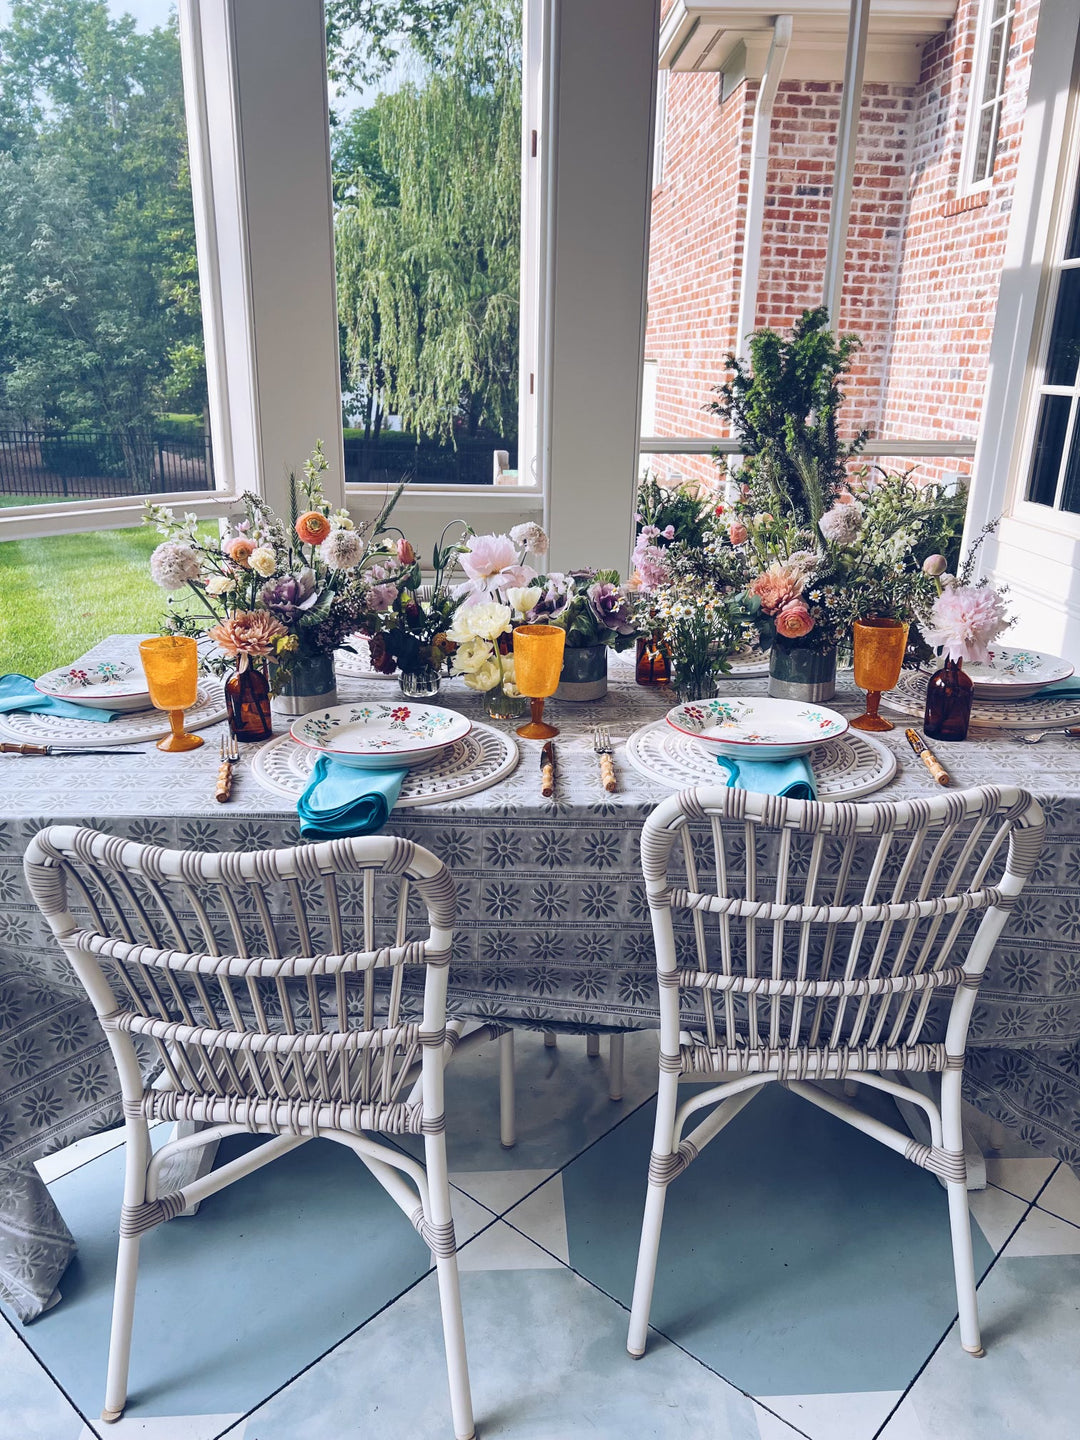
xmin=296 ymin=511 xmax=332 ymax=546
xmin=223 ymin=535 xmax=255 ymax=567
xmin=775 ymin=599 xmax=815 ymax=639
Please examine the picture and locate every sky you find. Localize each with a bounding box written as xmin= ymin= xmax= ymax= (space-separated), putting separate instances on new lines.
xmin=0 ymin=0 xmax=176 ymax=27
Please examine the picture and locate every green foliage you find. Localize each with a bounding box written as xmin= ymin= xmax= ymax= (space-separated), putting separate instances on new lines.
xmin=708 ymin=307 xmax=867 ymax=525
xmin=635 ymin=473 xmax=713 ymax=549
xmin=0 ymin=0 xmax=205 ymax=467
xmin=334 ymin=0 xmax=521 ymax=445
xmin=326 ymin=0 xmax=463 ymax=90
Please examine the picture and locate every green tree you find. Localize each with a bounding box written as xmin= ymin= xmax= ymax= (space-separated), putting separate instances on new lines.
xmin=0 ymin=0 xmax=204 ymax=482
xmin=334 ymin=0 xmax=520 ymax=445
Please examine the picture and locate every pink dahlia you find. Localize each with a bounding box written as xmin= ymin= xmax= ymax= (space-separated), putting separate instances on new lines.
xmin=751 ymin=562 xmax=802 ymax=616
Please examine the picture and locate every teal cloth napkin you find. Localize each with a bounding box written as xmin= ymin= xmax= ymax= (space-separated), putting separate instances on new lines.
xmin=1034 ymin=676 xmax=1080 ymax=700
xmin=0 ymin=673 xmax=118 ymax=722
xmin=297 ymin=755 xmax=407 ymax=840
xmin=716 ymin=752 xmax=817 ymax=800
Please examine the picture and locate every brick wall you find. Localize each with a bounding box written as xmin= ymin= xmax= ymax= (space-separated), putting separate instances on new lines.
xmin=644 ymin=1 xmax=1041 ymax=492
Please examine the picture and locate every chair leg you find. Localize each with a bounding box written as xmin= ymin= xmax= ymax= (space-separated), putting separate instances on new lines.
xmin=586 ymin=1033 xmax=601 ymax=1058
xmin=543 ymin=1030 xmax=557 ymax=1048
xmin=499 ymin=1029 xmax=516 ymax=1149
xmin=425 ymin=1131 xmax=475 ymax=1440
xmin=102 ymin=1120 xmax=151 ymax=1422
xmin=941 ymin=1068 xmax=983 ymax=1356
xmin=608 ymin=1033 xmax=625 ymax=1101
xmin=627 ymin=1070 xmax=680 ymax=1358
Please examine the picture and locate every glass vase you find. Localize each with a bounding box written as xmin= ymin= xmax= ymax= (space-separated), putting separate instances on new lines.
xmin=673 ymin=671 xmax=718 ymax=703
xmin=636 ymin=633 xmax=672 ymax=687
xmin=271 ymin=650 xmax=337 ymax=716
xmin=923 ymin=656 xmax=973 ymax=741
xmin=487 ymin=682 xmax=527 ymax=721
xmin=225 ymin=658 xmax=273 ymax=741
xmin=399 ymin=665 xmax=442 ymax=699
xmin=768 ymin=638 xmax=837 ymax=702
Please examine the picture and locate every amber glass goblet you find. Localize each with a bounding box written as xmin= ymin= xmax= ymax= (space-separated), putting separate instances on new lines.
xmin=851 ymin=618 xmax=909 ymax=732
xmin=513 ymin=624 xmax=566 ymax=739
xmin=139 ymin=636 xmax=205 ymax=752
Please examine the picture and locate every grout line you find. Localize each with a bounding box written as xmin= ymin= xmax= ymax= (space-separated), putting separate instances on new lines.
xmin=0 ymin=1306 xmax=102 ymax=1438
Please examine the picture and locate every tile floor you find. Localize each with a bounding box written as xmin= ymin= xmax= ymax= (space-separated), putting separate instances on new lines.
xmin=3 ymin=1030 xmax=1079 ymax=1440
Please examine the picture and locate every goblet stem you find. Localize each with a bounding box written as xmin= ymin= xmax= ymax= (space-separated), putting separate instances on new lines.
xmin=851 ymin=689 xmax=894 ymax=733
xmin=157 ymin=707 xmax=205 ymax=752
xmin=516 ymin=696 xmax=559 ymax=740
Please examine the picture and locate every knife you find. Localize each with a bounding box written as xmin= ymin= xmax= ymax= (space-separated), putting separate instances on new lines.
xmin=540 ymin=740 xmax=556 ymax=798
xmin=0 ymin=742 xmax=147 ymax=757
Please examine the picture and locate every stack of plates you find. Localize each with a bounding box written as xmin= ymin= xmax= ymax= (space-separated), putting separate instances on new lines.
xmin=35 ymin=657 xmax=153 ymax=714
xmin=290 ymin=700 xmax=471 ymax=770
xmin=665 ymin=695 xmax=849 ymax=761
xmin=922 ymin=645 xmax=1073 ymax=700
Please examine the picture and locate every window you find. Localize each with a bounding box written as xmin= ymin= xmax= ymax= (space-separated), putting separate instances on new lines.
xmin=1025 ymin=161 xmax=1080 ymax=513
xmin=960 ymin=0 xmax=1015 ymax=193
xmin=653 ymin=68 xmax=668 ymax=190
xmin=0 ymin=0 xmax=223 ymax=541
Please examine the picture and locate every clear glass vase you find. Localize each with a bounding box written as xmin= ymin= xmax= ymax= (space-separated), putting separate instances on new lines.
xmin=487 ymin=683 xmax=527 ymax=721
xmin=399 ymin=666 xmax=442 ymax=699
xmin=673 ymin=671 xmax=718 ymax=703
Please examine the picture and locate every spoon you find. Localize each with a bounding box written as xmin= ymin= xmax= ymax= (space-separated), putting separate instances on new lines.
xmin=1017 ymin=726 xmax=1080 ymax=745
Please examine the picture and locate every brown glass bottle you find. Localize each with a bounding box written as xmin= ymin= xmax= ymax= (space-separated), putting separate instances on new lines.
xmin=923 ymin=656 xmax=973 ymax=741
xmin=225 ymin=659 xmax=273 ymax=741
xmin=636 ymin=632 xmax=672 ymax=686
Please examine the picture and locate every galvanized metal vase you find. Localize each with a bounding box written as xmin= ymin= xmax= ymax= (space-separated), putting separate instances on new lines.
xmin=767 ymin=639 xmax=837 ymax=703
xmin=270 ymin=651 xmax=338 ymax=716
xmin=554 ymin=643 xmax=608 ymax=702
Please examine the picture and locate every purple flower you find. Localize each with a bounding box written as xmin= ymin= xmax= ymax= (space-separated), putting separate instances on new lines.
xmin=526 ymin=574 xmax=572 ymax=621
xmin=260 ymin=568 xmax=317 ymax=621
xmin=367 ymin=582 xmax=399 ymax=612
xmin=587 ymin=582 xmax=635 ymax=635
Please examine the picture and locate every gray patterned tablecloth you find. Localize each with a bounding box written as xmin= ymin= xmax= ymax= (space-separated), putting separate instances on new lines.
xmin=1 ymin=650 xmax=1079 ymax=1319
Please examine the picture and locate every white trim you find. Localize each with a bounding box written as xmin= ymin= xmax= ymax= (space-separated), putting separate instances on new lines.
xmin=653 ymin=67 xmax=669 ymax=189
xmin=0 ymin=492 xmax=240 ymax=543
xmin=822 ymin=0 xmax=871 ymax=326
xmin=737 ymin=16 xmax=792 ymax=359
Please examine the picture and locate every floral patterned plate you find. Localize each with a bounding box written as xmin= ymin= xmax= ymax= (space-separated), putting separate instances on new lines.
xmin=920 ymin=646 xmax=1074 ymax=700
xmin=35 ymin=655 xmax=152 ymax=712
xmin=290 ymin=700 xmax=471 ymax=770
xmin=666 ymin=695 xmax=848 ymax=760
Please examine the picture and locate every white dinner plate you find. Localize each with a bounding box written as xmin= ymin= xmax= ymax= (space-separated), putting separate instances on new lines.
xmin=290 ymin=699 xmax=472 ymax=770
xmin=35 ymin=657 xmax=153 ymax=713
xmin=921 ymin=645 xmax=1074 ymax=700
xmin=665 ymin=695 xmax=848 ymax=761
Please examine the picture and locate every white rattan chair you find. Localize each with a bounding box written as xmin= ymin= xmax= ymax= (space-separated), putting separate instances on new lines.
xmin=627 ymin=784 xmax=1045 ymax=1361
xmin=24 ymin=825 xmax=486 ymax=1440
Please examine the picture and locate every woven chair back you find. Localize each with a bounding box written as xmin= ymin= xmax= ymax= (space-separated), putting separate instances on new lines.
xmin=640 ymin=786 xmax=1045 ymax=1079
xmin=24 ymin=826 xmax=456 ymax=1133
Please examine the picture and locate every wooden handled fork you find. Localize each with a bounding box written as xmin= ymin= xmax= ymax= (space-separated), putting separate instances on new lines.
xmin=216 ymin=733 xmax=239 ymax=802
xmin=593 ymin=725 xmax=617 ymax=793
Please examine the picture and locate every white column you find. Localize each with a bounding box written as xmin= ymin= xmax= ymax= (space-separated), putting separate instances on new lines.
xmin=736 ymin=16 xmax=792 ymax=360
xmin=180 ymin=0 xmax=345 ymax=516
xmin=544 ymin=0 xmax=661 ymax=573
xmin=822 ymin=0 xmax=871 ymax=327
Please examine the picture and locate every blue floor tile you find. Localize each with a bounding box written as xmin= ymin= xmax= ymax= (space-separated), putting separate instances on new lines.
xmin=542 ymin=1084 xmax=994 ymax=1398
xmin=12 ymin=1134 xmax=462 ymax=1423
xmin=0 ymin=1314 xmax=86 ymax=1440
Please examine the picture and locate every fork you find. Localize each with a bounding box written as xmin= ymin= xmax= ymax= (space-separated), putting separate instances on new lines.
xmin=593 ymin=725 xmax=617 ymax=793
xmin=1017 ymin=725 xmax=1080 ymax=745
xmin=216 ymin=733 xmax=240 ymax=802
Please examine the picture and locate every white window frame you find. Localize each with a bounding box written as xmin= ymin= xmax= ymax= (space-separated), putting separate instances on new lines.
xmin=958 ymin=0 xmax=1016 ymax=197
xmin=653 ymin=67 xmax=668 ymax=189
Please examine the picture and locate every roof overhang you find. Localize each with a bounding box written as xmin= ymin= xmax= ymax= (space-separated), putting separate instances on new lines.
xmin=660 ymin=1 xmax=958 ymax=86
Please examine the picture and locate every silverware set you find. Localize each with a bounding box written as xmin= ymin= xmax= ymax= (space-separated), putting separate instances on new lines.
xmin=216 ymin=733 xmax=240 ymax=802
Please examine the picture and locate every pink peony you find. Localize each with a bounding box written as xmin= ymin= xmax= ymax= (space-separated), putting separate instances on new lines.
xmin=728 ymin=519 xmax=749 ymax=546
xmin=922 ymin=584 xmax=1011 ymax=664
xmin=460 ymin=533 xmax=518 ymax=584
xmin=750 ymin=562 xmax=801 ymax=615
xmin=775 ymin=599 xmax=815 ymax=639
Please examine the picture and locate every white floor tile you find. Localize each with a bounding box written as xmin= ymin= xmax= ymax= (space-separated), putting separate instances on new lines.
xmin=1001 ymin=1207 xmax=1080 ymax=1257
xmin=503 ymin=1174 xmax=570 ymax=1263
xmin=966 ymin=1186 xmax=1028 ymax=1253
xmin=1034 ymin=1164 xmax=1080 ymax=1226
xmin=449 ymin=1166 xmax=556 ymax=1215
xmin=36 ymin=1127 xmax=127 ymax=1184
xmin=983 ymin=1157 xmax=1058 ymax=1202
xmin=755 ymin=1389 xmax=904 ymax=1440
xmin=456 ymin=1218 xmax=564 ymax=1271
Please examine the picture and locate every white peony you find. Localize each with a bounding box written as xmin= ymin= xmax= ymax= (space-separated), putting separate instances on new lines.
xmin=150 ymin=541 xmax=201 ymax=591
xmin=451 ymin=639 xmax=494 ymax=675
xmin=448 ymin=601 xmax=512 ymax=644
xmin=507 ymin=585 xmax=542 ymax=616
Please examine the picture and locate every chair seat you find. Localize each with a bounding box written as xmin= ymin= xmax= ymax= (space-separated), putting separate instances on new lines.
xmin=676 ymin=1033 xmax=951 ymax=1080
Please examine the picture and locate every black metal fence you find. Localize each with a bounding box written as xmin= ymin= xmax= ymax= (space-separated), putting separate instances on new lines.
xmin=0 ymin=430 xmax=215 ymax=500
xmin=343 ymin=436 xmax=515 ymax=487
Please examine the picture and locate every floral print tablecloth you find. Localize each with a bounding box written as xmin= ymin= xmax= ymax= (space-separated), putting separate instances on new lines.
xmin=1 ymin=651 xmax=1079 ymax=1319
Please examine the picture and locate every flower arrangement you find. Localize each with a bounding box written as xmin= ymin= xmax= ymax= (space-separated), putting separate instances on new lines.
xmin=643 ymin=582 xmax=746 ymax=700
xmin=146 ymin=441 xmax=401 ymax=687
xmin=537 ymin=569 xmax=637 ymax=651
xmin=358 ymin=527 xmax=467 ymax=678
xmin=447 ymin=598 xmax=525 ymax=695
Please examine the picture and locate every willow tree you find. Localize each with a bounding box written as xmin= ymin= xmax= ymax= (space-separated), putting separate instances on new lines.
xmin=334 ymin=0 xmax=521 ymax=445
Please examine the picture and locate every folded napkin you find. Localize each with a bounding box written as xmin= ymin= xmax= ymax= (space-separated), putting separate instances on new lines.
xmin=715 ymin=753 xmax=817 ymax=800
xmin=1034 ymin=677 xmax=1080 ymax=700
xmin=0 ymin=673 xmax=118 ymax=722
xmin=297 ymin=755 xmax=407 ymax=840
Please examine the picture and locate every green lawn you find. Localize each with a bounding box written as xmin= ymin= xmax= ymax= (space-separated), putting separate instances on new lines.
xmin=0 ymin=527 xmax=168 ymax=676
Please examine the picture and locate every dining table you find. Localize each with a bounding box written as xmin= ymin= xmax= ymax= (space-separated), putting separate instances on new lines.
xmin=2 ymin=644 xmax=1080 ymax=1322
